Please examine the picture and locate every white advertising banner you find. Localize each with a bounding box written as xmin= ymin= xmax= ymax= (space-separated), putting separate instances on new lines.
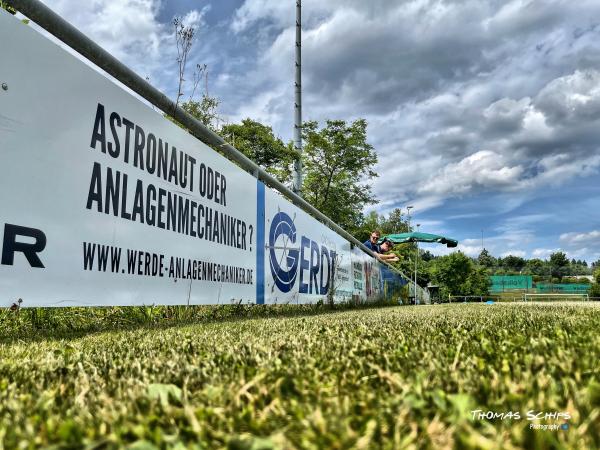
xmin=0 ymin=13 xmax=257 ymax=306
xmin=262 ymin=187 xmax=362 ymax=304
xmin=350 ymin=247 xmax=383 ymax=301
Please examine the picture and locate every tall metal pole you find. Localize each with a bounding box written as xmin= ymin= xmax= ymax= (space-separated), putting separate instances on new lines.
xmin=292 ymin=0 xmax=303 ymax=195
xmin=406 ymin=205 xmax=413 ymax=301
xmin=415 ymin=223 xmax=421 ymax=304
xmin=481 ymin=229 xmax=484 ymax=251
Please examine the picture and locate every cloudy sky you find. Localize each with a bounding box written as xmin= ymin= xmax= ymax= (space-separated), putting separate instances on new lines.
xmin=27 ymin=0 xmax=600 ymax=263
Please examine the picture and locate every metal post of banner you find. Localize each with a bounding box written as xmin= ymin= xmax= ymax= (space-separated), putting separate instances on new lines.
xmin=5 ymin=0 xmax=418 ymax=286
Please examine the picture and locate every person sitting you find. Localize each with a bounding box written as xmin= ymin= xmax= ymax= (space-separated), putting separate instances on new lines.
xmin=377 ymin=239 xmax=399 ymax=262
xmin=364 ymin=230 xmax=382 ymax=253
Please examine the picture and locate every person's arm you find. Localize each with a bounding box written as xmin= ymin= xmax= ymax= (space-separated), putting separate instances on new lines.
xmin=377 ymin=253 xmax=399 ymax=262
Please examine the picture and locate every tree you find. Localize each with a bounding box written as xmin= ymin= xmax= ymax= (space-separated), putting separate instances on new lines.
xmin=464 ymin=266 xmax=491 ymax=296
xmin=502 ymin=254 xmax=526 ymax=273
xmin=181 ymin=96 xmax=220 ymax=131
xmin=381 ymin=208 xmax=408 ymax=234
xmin=549 ymin=251 xmax=569 ymax=279
xmin=421 ymin=250 xmax=436 ymax=262
xmin=477 ymin=248 xmax=495 ymax=269
xmin=428 ymin=252 xmax=489 ymax=298
xmin=220 ymin=119 xmax=296 ymax=184
xmin=590 ymin=268 xmax=600 ymax=298
xmin=301 ymin=119 xmax=378 ymax=232
xmin=524 ymin=258 xmax=546 ymax=276
xmin=387 ymin=243 xmax=416 ymax=279
xmin=354 ymin=209 xmax=411 ymax=243
xmin=360 ymin=211 xmax=380 ymax=238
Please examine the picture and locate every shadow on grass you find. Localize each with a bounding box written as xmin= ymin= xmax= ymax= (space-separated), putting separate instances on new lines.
xmin=0 ymin=301 xmax=403 ymax=344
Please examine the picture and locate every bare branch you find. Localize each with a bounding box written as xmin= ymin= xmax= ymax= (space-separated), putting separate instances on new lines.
xmin=173 ymin=16 xmax=196 ymax=110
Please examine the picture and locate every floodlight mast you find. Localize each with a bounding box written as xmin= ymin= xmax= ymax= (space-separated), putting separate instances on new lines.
xmin=292 ymin=0 xmax=303 ymax=195
xmin=406 ymin=205 xmax=414 ymax=302
xmin=415 ymin=223 xmax=421 ymax=304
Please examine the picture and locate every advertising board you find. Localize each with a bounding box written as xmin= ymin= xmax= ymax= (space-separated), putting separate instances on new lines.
xmin=261 ymin=187 xmax=355 ymax=304
xmin=0 ymin=13 xmax=257 ymax=306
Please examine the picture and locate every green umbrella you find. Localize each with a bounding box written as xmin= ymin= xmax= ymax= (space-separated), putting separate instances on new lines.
xmin=381 ymin=232 xmax=458 ymax=248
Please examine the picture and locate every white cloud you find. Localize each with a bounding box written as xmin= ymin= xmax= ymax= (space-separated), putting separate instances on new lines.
xmin=417 ymin=150 xmax=524 ymax=196
xmin=427 ymin=244 xmax=481 ymax=258
xmin=483 ymin=97 xmax=531 ymax=133
xmin=532 ymin=248 xmax=560 ymax=259
xmin=560 ymin=230 xmax=600 ymax=245
xmin=535 ymin=69 xmax=600 ymax=126
xmin=38 ymin=0 xmax=209 ymax=94
xmin=182 ymin=8 xmax=209 ymax=29
xmin=558 ymin=230 xmax=600 ymax=262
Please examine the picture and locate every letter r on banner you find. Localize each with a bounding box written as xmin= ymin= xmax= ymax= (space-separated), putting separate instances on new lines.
xmin=1 ymin=224 xmax=47 ymax=268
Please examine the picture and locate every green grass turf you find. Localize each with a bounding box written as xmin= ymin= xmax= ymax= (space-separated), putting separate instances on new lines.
xmin=1 ymin=303 xmax=599 ymax=449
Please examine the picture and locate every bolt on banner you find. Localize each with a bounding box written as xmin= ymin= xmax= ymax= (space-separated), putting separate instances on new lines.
xmin=0 ymin=11 xmax=257 ymax=306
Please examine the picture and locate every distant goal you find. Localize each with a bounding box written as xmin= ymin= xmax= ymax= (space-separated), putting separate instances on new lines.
xmin=523 ymin=293 xmax=589 ymax=302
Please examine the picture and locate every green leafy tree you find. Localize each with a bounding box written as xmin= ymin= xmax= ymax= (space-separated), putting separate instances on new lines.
xmin=590 ymin=268 xmax=600 ymax=298
xmin=429 ymin=252 xmax=467 ymax=297
xmin=477 ymin=248 xmax=495 ymax=270
xmin=549 ymin=251 xmax=569 ymax=279
xmin=220 ymin=119 xmax=296 ymax=184
xmin=381 ymin=208 xmax=408 ymax=234
xmin=354 ymin=209 xmax=410 ymax=243
xmin=464 ymin=266 xmax=491 ymax=295
xmin=387 ymin=243 xmax=416 ymax=278
xmin=428 ymin=252 xmax=490 ymax=298
xmin=502 ymin=254 xmax=526 ymax=273
xmin=181 ymin=96 xmax=220 ymax=131
xmin=354 ymin=211 xmax=380 ymax=243
xmin=524 ymin=258 xmax=546 ymax=276
xmin=421 ymin=250 xmax=436 ymax=262
xmin=301 ymin=119 xmax=378 ymax=232
xmin=569 ymin=260 xmax=592 ymax=276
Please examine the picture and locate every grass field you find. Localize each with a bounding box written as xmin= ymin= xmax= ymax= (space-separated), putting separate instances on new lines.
xmin=1 ymin=303 xmax=599 ymax=449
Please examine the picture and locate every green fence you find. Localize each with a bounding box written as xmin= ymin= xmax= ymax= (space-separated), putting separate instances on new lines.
xmin=535 ymin=284 xmax=590 ymax=293
xmin=490 ymin=275 xmax=533 ymax=292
